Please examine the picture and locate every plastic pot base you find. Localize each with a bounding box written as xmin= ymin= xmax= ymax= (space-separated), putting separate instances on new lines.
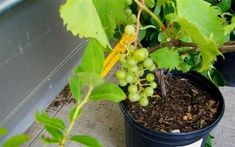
xmin=120 ymin=71 xmax=225 ymax=147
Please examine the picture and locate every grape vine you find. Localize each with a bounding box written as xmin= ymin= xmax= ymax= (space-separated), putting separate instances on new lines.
xmin=1 ymin=0 xmax=234 ymax=146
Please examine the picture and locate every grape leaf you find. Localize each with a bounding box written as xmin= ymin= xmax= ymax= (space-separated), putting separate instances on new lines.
xmin=204 ymin=0 xmax=217 ymax=5
xmin=35 ymin=112 xmax=65 ymax=131
xmin=0 ymin=128 xmax=8 ymax=136
xmin=176 ymin=17 xmax=221 ymax=71
xmin=44 ymin=126 xmax=63 ymax=141
xmin=40 ymin=135 xmax=59 ymax=144
xmin=70 ymin=135 xmax=102 ymax=147
xmin=151 ymin=5 xmax=161 ymax=27
xmin=75 ymin=72 xmax=104 ymax=88
xmin=177 ymin=62 xmax=191 ymax=73
xmin=224 ymin=16 xmax=235 ymax=36
xmin=176 ymin=0 xmax=224 ymax=45
xmin=80 ymin=39 xmax=105 ymax=74
xmin=60 ymin=0 xmax=110 ymax=48
xmin=150 ymin=47 xmax=180 ymax=70
xmin=69 ymin=76 xmax=82 ymax=101
xmin=93 ymin=0 xmax=127 ymax=38
xmin=210 ymin=68 xmax=225 ymax=86
xmin=145 ymin=0 xmax=155 ymax=8
xmin=217 ymin=0 xmax=231 ymax=12
xmin=90 ymin=83 xmax=126 ymax=102
xmin=2 ymin=135 xmax=30 ymax=147
xmin=69 ymin=107 xmax=82 ymax=122
xmin=157 ymin=0 xmax=170 ymax=8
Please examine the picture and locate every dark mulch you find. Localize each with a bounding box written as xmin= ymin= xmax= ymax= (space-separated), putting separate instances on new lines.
xmin=48 ymin=85 xmax=75 ymax=109
xmin=123 ymin=75 xmax=219 ymax=132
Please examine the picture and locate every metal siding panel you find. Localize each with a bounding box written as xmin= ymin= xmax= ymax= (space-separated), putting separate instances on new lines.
xmin=0 ymin=0 xmax=85 ymax=142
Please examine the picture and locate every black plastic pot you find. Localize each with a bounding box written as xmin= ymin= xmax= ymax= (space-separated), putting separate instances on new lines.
xmin=215 ymin=52 xmax=235 ymax=86
xmin=120 ymin=71 xmax=225 ymax=147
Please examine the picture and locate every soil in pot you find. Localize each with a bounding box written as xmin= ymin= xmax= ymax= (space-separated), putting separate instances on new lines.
xmin=123 ymin=73 xmax=220 ymax=133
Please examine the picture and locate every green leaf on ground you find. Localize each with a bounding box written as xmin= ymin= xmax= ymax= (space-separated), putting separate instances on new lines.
xmin=150 ymin=47 xmax=180 ymax=70
xmin=69 ymin=76 xmax=82 ymax=101
xmin=60 ymin=0 xmax=110 ymax=48
xmin=206 ymin=134 xmax=214 ymax=147
xmin=0 ymin=128 xmax=8 ymax=136
xmin=2 ymin=135 xmax=30 ymax=147
xmin=176 ymin=0 xmax=224 ymax=45
xmin=93 ymin=0 xmax=127 ymax=38
xmin=90 ymin=83 xmax=126 ymax=102
xmin=35 ymin=111 xmax=65 ymax=131
xmin=70 ymin=135 xmax=102 ymax=147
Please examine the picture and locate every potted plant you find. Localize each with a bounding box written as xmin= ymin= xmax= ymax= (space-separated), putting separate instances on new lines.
xmin=0 ymin=0 xmax=234 ymax=146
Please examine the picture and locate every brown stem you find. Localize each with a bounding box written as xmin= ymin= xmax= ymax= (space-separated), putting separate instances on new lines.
xmin=219 ymin=44 xmax=235 ymax=53
xmin=149 ymin=40 xmax=235 ymax=54
xmin=223 ymin=40 xmax=235 ymax=45
xmin=155 ymin=69 xmax=167 ymax=98
xmin=134 ymin=0 xmax=145 ymax=48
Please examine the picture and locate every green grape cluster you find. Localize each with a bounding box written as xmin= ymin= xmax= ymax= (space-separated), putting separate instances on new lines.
xmin=126 ymin=0 xmax=133 ymax=6
xmin=115 ymin=45 xmax=157 ymax=107
xmin=125 ymin=0 xmax=136 ymax=24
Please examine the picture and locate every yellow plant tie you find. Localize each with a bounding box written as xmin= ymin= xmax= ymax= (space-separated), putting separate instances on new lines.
xmin=100 ymin=33 xmax=136 ymax=77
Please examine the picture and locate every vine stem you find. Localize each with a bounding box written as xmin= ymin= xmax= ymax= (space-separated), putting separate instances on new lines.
xmin=134 ymin=0 xmax=145 ymax=48
xmin=59 ymin=88 xmax=92 ymax=147
xmin=133 ymin=0 xmax=166 ymax=32
xmin=149 ymin=39 xmax=235 ymax=54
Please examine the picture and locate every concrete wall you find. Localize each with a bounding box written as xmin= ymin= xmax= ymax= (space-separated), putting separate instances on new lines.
xmin=0 ymin=0 xmax=85 ymax=142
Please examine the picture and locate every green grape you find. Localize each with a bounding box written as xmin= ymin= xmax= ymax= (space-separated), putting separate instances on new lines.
xmin=129 ymin=93 xmax=140 ymax=102
xmin=119 ymin=54 xmax=126 ymax=64
xmin=143 ymin=58 xmax=154 ymax=69
xmin=115 ymin=70 xmax=126 ymax=80
xmin=150 ymin=82 xmax=157 ymax=88
xmin=127 ymin=58 xmax=137 ymax=67
xmin=119 ymin=79 xmax=127 ymax=87
xmin=125 ymin=73 xmax=135 ymax=83
xmin=144 ymin=87 xmax=154 ymax=96
xmin=125 ymin=25 xmax=135 ymax=35
xmin=125 ymin=8 xmax=132 ymax=16
xmin=127 ymin=44 xmax=135 ymax=50
xmin=146 ymin=73 xmax=155 ymax=82
xmin=129 ymin=66 xmax=138 ymax=73
xmin=139 ymin=92 xmax=147 ymax=99
xmin=128 ymin=85 xmax=138 ymax=93
xmin=133 ymin=48 xmax=149 ymax=62
xmin=126 ymin=0 xmax=133 ymax=5
xmin=130 ymin=14 xmax=137 ymax=23
xmin=149 ymin=64 xmax=156 ymax=71
xmin=138 ymin=69 xmax=145 ymax=77
xmin=139 ymin=98 xmax=149 ymax=107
